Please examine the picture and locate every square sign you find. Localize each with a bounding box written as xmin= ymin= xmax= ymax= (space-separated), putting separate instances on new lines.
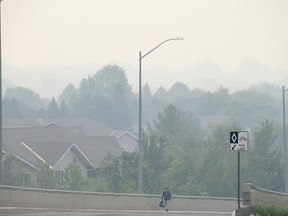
xmin=230 ymin=131 xmax=249 ymax=151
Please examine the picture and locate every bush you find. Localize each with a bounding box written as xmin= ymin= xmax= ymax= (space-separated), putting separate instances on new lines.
xmin=252 ymin=205 xmax=288 ymax=216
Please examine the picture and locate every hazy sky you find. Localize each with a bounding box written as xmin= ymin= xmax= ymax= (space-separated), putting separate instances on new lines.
xmin=2 ymin=0 xmax=288 ymax=98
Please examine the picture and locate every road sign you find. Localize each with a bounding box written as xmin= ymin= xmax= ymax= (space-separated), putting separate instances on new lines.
xmin=230 ymin=131 xmax=248 ymax=151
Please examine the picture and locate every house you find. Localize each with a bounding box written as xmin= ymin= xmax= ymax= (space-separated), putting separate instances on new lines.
xmin=2 ymin=125 xmax=123 ymax=182
xmin=110 ymin=130 xmax=139 ymax=153
xmin=3 ymin=117 xmax=139 ymax=152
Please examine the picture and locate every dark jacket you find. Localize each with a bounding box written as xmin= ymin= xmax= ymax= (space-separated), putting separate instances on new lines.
xmin=162 ymin=190 xmax=172 ymax=201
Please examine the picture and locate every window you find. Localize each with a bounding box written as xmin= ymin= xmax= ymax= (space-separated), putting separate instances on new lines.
xmin=55 ymin=170 xmax=64 ymax=183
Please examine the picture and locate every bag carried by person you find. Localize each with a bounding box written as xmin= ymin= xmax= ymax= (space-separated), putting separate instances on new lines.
xmin=159 ymin=200 xmax=164 ymax=208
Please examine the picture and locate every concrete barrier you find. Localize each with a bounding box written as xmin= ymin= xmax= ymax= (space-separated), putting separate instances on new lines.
xmin=238 ymin=183 xmax=288 ymax=216
xmin=0 ymin=185 xmax=237 ymax=212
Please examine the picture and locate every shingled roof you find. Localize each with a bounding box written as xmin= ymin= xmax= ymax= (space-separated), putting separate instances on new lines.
xmin=3 ymin=117 xmax=114 ymax=136
xmin=3 ymin=126 xmax=123 ymax=169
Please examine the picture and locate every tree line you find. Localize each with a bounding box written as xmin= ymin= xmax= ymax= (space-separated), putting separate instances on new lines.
xmin=2 ymin=64 xmax=286 ymax=196
xmin=3 ymin=105 xmax=284 ymax=197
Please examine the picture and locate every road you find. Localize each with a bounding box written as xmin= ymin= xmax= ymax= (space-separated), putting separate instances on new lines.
xmin=0 ymin=209 xmax=233 ymax=216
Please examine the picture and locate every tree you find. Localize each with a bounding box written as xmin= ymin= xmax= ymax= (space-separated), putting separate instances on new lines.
xmin=47 ymin=97 xmax=59 ymax=118
xmin=2 ymin=154 xmax=29 ymax=187
xmin=93 ymin=65 xmax=133 ymax=101
xmin=58 ymin=83 xmax=78 ymax=117
xmin=198 ymin=124 xmax=238 ymax=197
xmin=141 ymin=131 xmax=167 ymax=194
xmin=77 ymin=64 xmax=135 ymax=129
xmin=98 ymin=152 xmax=137 ymax=193
xmin=160 ymin=153 xmax=206 ymax=196
xmin=4 ymin=87 xmax=43 ymax=117
xmin=142 ymin=104 xmax=204 ymax=195
xmin=64 ymin=158 xmax=84 ymax=191
xmin=154 ymin=87 xmax=167 ymax=100
xmin=142 ymin=84 xmax=154 ymax=124
xmin=59 ymin=99 xmax=68 ymax=118
xmin=110 ymin=82 xmax=131 ymax=129
xmin=228 ymin=90 xmax=280 ymax=128
xmin=2 ymin=98 xmax=22 ymax=118
xmin=194 ymin=87 xmax=231 ymax=115
xmin=167 ymin=82 xmax=193 ymax=102
xmin=242 ymin=120 xmax=283 ymax=191
xmin=81 ymin=177 xmax=110 ymax=192
xmin=37 ymin=161 xmax=56 ymax=189
xmin=97 ymin=154 xmax=119 ymax=192
xmin=152 ymin=103 xmax=190 ymax=145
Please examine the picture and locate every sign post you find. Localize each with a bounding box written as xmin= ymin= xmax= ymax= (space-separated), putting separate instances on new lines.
xmin=230 ymin=131 xmax=249 ymax=209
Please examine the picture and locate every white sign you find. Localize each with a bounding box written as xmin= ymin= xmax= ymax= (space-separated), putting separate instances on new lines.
xmin=230 ymin=131 xmax=249 ymax=151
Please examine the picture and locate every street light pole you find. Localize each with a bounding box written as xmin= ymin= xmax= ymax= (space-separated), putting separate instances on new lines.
xmin=283 ymin=86 xmax=288 ymax=193
xmin=138 ymin=37 xmax=183 ymax=193
xmin=0 ymin=0 xmax=3 ymax=185
xmin=138 ymin=51 xmax=142 ymax=193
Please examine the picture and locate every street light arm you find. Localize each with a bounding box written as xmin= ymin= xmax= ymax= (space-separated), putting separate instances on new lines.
xmin=137 ymin=37 xmax=183 ymax=193
xmin=141 ymin=37 xmax=183 ymax=59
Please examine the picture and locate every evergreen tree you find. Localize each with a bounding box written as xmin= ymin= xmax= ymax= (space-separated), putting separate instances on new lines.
xmin=59 ymin=99 xmax=68 ymax=118
xmin=242 ymin=120 xmax=283 ymax=191
xmin=47 ymin=97 xmax=59 ymax=118
xmin=58 ymin=83 xmax=78 ymax=117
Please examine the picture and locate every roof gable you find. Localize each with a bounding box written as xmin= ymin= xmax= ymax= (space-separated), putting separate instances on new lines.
xmin=22 ymin=141 xmax=73 ymax=167
xmin=54 ymin=143 xmax=94 ymax=168
xmin=110 ymin=130 xmax=139 ymax=140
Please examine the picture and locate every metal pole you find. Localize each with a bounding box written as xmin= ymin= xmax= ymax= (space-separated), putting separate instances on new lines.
xmin=0 ymin=0 xmax=3 ymax=185
xmin=238 ymin=151 xmax=240 ymax=209
xmin=138 ymin=37 xmax=183 ymax=193
xmin=283 ymin=86 xmax=288 ymax=193
xmin=138 ymin=52 xmax=143 ymax=193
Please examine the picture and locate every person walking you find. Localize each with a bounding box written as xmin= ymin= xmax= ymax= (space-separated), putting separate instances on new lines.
xmin=161 ymin=187 xmax=172 ymax=212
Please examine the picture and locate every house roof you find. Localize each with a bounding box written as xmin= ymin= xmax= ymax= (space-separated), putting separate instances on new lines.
xmin=21 ymin=141 xmax=74 ymax=167
xmin=54 ymin=143 xmax=95 ymax=169
xmin=3 ymin=117 xmax=139 ymax=141
xmin=3 ymin=117 xmax=114 ymax=136
xmin=3 ymin=126 xmax=123 ymax=169
xmin=110 ymin=130 xmax=139 ymax=140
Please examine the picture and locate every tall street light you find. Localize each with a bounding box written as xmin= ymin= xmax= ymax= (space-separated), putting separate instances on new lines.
xmin=283 ymin=86 xmax=288 ymax=193
xmin=138 ymin=37 xmax=183 ymax=193
xmin=0 ymin=0 xmax=3 ymax=185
